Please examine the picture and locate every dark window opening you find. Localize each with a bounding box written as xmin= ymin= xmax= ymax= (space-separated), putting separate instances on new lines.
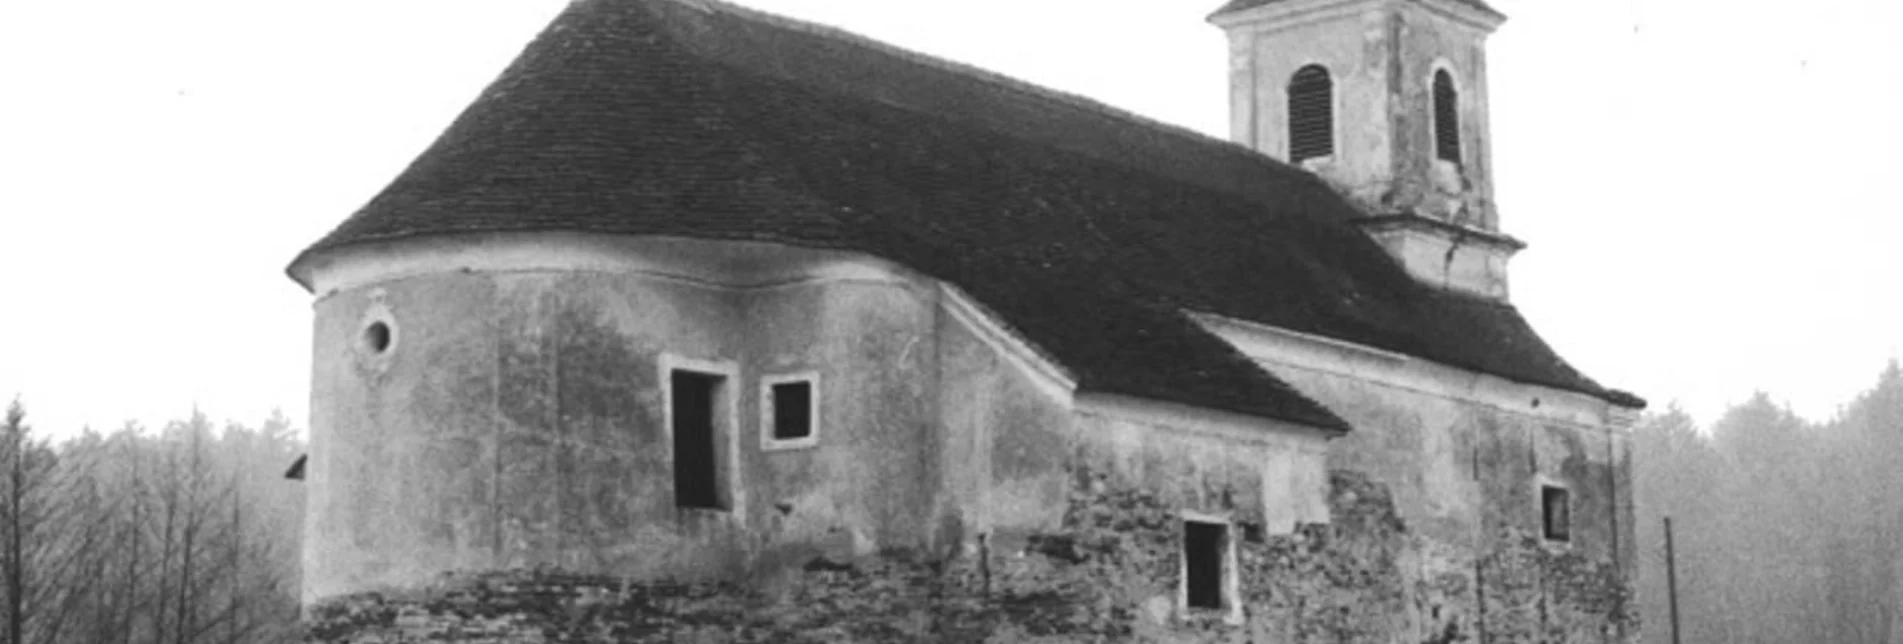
xmin=1433 ymin=69 xmax=1461 ymax=164
xmin=1239 ymin=521 xmax=1265 ymax=544
xmin=771 ymin=381 xmax=813 ymax=441
xmin=1184 ymin=521 xmax=1227 ymax=610
xmin=362 ymin=321 xmax=391 ymax=354
xmin=1542 ymin=485 xmax=1571 ymax=542
xmin=673 ymin=370 xmax=725 ymax=510
xmin=1287 ymin=65 xmax=1334 ymax=164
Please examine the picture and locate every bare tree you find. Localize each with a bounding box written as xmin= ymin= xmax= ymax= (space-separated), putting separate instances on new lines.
xmin=0 ymin=403 xmax=305 ymax=644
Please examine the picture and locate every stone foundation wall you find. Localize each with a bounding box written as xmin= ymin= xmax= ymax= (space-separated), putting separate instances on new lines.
xmin=309 ymin=464 xmax=1632 ymax=643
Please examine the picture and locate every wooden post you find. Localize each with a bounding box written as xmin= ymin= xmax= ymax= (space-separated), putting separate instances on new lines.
xmin=1665 ymin=517 xmax=1682 ymax=644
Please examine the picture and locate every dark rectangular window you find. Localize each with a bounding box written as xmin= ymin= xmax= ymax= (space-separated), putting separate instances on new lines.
xmin=1542 ymin=485 xmax=1570 ymax=542
xmin=1239 ymin=521 xmax=1265 ymax=544
xmin=771 ymin=381 xmax=813 ymax=440
xmin=1184 ymin=521 xmax=1227 ymax=610
xmin=673 ymin=370 xmax=724 ymax=510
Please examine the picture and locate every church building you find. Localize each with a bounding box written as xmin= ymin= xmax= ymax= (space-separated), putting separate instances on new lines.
xmin=287 ymin=0 xmax=1645 ymax=641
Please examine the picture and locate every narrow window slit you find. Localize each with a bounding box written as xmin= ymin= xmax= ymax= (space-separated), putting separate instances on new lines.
xmin=1433 ymin=69 xmax=1462 ymax=164
xmin=1541 ymin=485 xmax=1571 ymax=542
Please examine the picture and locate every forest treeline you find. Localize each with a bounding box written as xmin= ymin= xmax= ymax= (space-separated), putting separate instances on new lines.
xmin=0 ymin=400 xmax=305 ymax=644
xmin=1635 ymin=361 xmax=1903 ymax=644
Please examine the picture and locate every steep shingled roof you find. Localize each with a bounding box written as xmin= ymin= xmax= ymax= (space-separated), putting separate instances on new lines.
xmin=289 ymin=0 xmax=1642 ymax=432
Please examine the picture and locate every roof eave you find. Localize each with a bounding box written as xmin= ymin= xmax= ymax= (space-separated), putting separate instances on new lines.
xmin=1606 ymin=389 xmax=1648 ymax=410
xmin=285 ymin=248 xmax=320 ymax=295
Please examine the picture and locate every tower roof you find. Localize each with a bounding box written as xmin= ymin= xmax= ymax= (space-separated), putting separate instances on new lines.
xmin=289 ymin=0 xmax=1641 ymax=429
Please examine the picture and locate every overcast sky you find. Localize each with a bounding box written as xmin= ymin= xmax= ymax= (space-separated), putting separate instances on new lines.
xmin=1 ymin=0 xmax=1898 ymax=439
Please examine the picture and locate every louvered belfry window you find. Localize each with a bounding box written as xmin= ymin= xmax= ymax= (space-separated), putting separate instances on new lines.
xmin=1433 ymin=69 xmax=1461 ymax=164
xmin=1286 ymin=65 xmax=1333 ymax=165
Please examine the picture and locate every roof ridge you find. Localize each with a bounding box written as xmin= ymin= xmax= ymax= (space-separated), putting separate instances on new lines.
xmin=679 ymin=0 xmax=1286 ymax=172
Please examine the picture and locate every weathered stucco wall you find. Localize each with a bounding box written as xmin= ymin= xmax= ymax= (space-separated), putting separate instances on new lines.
xmin=1278 ymin=361 xmax=1637 ymax=643
xmin=300 ymin=236 xmax=1634 ymax=643
xmin=1201 ymin=312 xmax=1642 ymax=643
xmin=744 ymin=275 xmax=947 ymax=563
xmin=302 ymin=237 xmax=957 ymax=611
xmin=933 ymin=297 xmax=1074 ymax=538
xmin=1391 ymin=2 xmax=1497 ymax=229
xmin=307 ymin=380 xmax=1603 ymax=644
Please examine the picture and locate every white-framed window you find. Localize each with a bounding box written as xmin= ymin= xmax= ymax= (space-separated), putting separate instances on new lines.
xmin=660 ymin=353 xmax=741 ymax=512
xmin=760 ymin=372 xmax=820 ymax=451
xmin=1179 ymin=511 xmax=1244 ymax=624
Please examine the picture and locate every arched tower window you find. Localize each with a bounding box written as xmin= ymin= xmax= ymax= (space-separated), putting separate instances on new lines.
xmin=1432 ymin=69 xmax=1461 ymax=164
xmin=1286 ymin=65 xmax=1333 ymax=164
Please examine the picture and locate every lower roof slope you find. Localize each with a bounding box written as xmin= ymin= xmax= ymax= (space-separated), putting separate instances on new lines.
xmin=290 ymin=0 xmax=1642 ymax=432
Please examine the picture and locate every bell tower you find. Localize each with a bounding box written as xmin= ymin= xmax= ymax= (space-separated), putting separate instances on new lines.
xmin=1211 ymin=0 xmax=1525 ymax=300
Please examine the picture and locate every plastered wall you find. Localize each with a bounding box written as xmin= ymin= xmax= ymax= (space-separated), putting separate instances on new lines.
xmin=302 ymin=238 xmax=951 ymax=607
xmin=298 ymin=236 xmax=1632 ymax=643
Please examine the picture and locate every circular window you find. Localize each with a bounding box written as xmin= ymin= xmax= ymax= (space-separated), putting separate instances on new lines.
xmin=362 ymin=321 xmax=392 ymax=354
xmin=356 ymin=291 xmax=399 ymax=363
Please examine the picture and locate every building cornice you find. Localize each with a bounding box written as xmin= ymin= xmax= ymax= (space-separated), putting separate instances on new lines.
xmin=1355 ymin=214 xmax=1526 ymax=252
xmin=295 ymin=232 xmax=916 ymax=300
xmin=1354 ymin=213 xmax=1522 ymax=300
